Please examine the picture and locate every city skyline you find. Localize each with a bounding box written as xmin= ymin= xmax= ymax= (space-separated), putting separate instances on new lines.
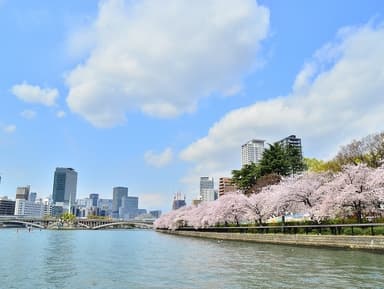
xmin=1 ymin=1 xmax=384 ymax=212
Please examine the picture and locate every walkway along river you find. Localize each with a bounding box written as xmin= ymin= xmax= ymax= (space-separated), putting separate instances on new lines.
xmin=157 ymin=223 xmax=384 ymax=251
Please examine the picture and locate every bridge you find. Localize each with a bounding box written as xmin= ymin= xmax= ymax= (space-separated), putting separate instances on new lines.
xmin=0 ymin=216 xmax=153 ymax=230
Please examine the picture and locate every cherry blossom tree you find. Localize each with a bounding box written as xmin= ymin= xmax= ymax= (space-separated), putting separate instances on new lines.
xmin=154 ymin=164 xmax=384 ymax=229
xmin=311 ymin=164 xmax=384 ymax=222
xmin=281 ymin=172 xmax=334 ymax=217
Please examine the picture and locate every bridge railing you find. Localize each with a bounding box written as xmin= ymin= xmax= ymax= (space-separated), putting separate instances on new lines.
xmin=174 ymin=223 xmax=384 ymax=236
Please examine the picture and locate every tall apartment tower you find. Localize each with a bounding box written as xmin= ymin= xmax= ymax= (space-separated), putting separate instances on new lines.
xmin=277 ymin=135 xmax=303 ymax=157
xmin=241 ymin=139 xmax=265 ymax=166
xmin=200 ymin=177 xmax=216 ymax=202
xmin=52 ymin=168 xmax=78 ymax=205
xmin=112 ymin=187 xmax=128 ymax=218
xmin=16 ymin=186 xmax=30 ymax=200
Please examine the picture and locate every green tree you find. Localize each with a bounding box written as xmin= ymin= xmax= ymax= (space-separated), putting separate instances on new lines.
xmin=231 ymin=163 xmax=260 ymax=193
xmin=259 ymin=143 xmax=291 ymax=176
xmin=286 ymin=145 xmax=307 ymax=174
xmin=61 ymin=212 xmax=76 ymax=222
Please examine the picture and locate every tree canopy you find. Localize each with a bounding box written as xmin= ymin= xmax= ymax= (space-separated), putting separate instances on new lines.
xmin=231 ymin=142 xmax=306 ymax=194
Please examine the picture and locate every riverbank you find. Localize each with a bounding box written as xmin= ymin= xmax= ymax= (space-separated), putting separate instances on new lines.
xmin=158 ymin=230 xmax=384 ymax=251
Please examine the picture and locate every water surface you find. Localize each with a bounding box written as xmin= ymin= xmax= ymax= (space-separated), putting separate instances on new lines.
xmin=0 ymin=229 xmax=383 ymax=288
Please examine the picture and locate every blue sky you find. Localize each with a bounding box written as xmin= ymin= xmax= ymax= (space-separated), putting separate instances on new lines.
xmin=1 ymin=0 xmax=384 ymax=212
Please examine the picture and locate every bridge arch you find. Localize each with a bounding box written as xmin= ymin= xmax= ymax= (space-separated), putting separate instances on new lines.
xmin=0 ymin=220 xmax=45 ymax=229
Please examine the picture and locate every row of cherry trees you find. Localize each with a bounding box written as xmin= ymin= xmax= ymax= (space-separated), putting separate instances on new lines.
xmin=154 ymin=164 xmax=384 ymax=230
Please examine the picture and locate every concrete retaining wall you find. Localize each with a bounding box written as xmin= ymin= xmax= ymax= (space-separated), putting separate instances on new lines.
xmin=158 ymin=230 xmax=384 ymax=251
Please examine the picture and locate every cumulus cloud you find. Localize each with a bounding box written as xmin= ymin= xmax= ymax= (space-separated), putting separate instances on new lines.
xmin=2 ymin=124 xmax=16 ymax=133
xmin=11 ymin=82 xmax=58 ymax=106
xmin=20 ymin=109 xmax=37 ymax=119
xmin=66 ymin=0 xmax=270 ymax=127
xmin=180 ymin=24 xmax=384 ymax=191
xmin=144 ymin=148 xmax=173 ymax=168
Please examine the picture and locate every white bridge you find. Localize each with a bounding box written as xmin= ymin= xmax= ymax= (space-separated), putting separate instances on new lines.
xmin=0 ymin=216 xmax=153 ymax=230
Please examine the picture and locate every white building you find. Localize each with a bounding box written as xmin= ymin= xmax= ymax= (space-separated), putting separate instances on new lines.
xmin=241 ymin=139 xmax=265 ymax=166
xmin=200 ymin=177 xmax=216 ymax=202
xmin=200 ymin=189 xmax=216 ymax=202
xmin=14 ymin=199 xmax=46 ymax=217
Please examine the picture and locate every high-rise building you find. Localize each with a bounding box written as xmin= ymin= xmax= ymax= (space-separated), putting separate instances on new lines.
xmin=277 ymin=135 xmax=303 ymax=157
xmin=89 ymin=193 xmax=99 ymax=207
xmin=219 ymin=177 xmax=237 ymax=197
xmin=200 ymin=189 xmax=216 ymax=202
xmin=112 ymin=187 xmax=128 ymax=218
xmin=200 ymin=177 xmax=216 ymax=202
xmin=98 ymin=198 xmax=113 ymax=217
xmin=119 ymin=196 xmax=139 ymax=219
xmin=172 ymin=193 xmax=186 ymax=210
xmin=0 ymin=197 xmax=15 ymax=215
xmin=149 ymin=210 xmax=162 ymax=219
xmin=241 ymin=139 xmax=265 ymax=166
xmin=16 ymin=186 xmax=30 ymax=200
xmin=52 ymin=168 xmax=78 ymax=205
xmin=29 ymin=192 xmax=37 ymax=203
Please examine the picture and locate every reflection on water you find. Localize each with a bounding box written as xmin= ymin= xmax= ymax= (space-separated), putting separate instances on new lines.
xmin=43 ymin=231 xmax=77 ymax=288
xmin=0 ymin=229 xmax=383 ymax=289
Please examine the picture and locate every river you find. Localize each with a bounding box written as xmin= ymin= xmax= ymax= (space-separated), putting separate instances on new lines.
xmin=0 ymin=229 xmax=383 ymax=288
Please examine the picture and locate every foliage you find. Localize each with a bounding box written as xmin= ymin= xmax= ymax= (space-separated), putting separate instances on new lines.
xmin=247 ymin=173 xmax=281 ymax=195
xmin=231 ymin=163 xmax=260 ymax=192
xmin=304 ymin=158 xmax=341 ymax=173
xmin=286 ymin=145 xmax=307 ymax=174
xmin=154 ymin=164 xmax=384 ymax=230
xmin=87 ymin=215 xmax=110 ymax=220
xmin=61 ymin=212 xmax=76 ymax=222
xmin=259 ymin=143 xmax=291 ymax=176
xmin=232 ymin=143 xmax=305 ymax=194
xmin=334 ymin=131 xmax=384 ymax=168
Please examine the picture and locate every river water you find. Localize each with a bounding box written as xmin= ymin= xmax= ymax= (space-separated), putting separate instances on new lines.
xmin=0 ymin=229 xmax=383 ymax=289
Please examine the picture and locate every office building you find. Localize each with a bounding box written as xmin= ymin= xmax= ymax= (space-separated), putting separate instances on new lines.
xmin=200 ymin=177 xmax=216 ymax=202
xmin=200 ymin=189 xmax=216 ymax=202
xmin=112 ymin=187 xmax=128 ymax=218
xmin=277 ymin=135 xmax=303 ymax=157
xmin=219 ymin=177 xmax=237 ymax=197
xmin=89 ymin=193 xmax=99 ymax=207
xmin=119 ymin=196 xmax=139 ymax=219
xmin=149 ymin=210 xmax=162 ymax=219
xmin=16 ymin=186 xmax=30 ymax=200
xmin=241 ymin=139 xmax=265 ymax=166
xmin=172 ymin=193 xmax=186 ymax=210
xmin=0 ymin=197 xmax=15 ymax=215
xmin=98 ymin=198 xmax=113 ymax=217
xmin=29 ymin=192 xmax=37 ymax=203
xmin=52 ymin=168 xmax=78 ymax=205
xmin=14 ymin=199 xmax=46 ymax=217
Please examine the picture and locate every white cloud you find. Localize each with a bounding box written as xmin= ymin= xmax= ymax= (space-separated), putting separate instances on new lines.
xmin=180 ymin=24 xmax=384 ymax=192
xmin=56 ymin=110 xmax=66 ymax=118
xmin=66 ymin=0 xmax=270 ymax=127
xmin=20 ymin=109 xmax=37 ymax=119
xmin=144 ymin=148 xmax=173 ymax=168
xmin=2 ymin=124 xmax=16 ymax=133
xmin=11 ymin=82 xmax=58 ymax=106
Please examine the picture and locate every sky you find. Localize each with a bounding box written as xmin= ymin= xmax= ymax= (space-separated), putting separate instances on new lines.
xmin=1 ymin=0 xmax=384 ymax=212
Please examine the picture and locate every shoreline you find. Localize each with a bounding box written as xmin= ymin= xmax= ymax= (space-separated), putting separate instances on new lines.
xmin=157 ymin=230 xmax=384 ymax=252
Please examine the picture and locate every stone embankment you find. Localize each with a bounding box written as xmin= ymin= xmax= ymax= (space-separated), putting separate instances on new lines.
xmin=158 ymin=230 xmax=384 ymax=251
